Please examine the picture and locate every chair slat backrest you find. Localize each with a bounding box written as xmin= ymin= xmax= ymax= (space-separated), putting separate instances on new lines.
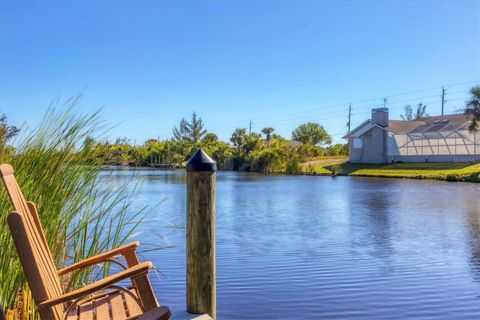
xmin=0 ymin=164 xmax=64 ymax=320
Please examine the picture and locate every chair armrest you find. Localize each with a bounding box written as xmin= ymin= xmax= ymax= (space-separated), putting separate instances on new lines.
xmin=39 ymin=261 xmax=153 ymax=309
xmin=57 ymin=241 xmax=140 ymax=276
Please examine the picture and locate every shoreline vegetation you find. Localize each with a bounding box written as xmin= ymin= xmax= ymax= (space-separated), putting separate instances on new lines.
xmin=103 ymin=159 xmax=480 ymax=183
xmin=94 ymin=86 xmax=480 ymax=183
xmin=0 ymin=105 xmax=144 ymax=318
xmin=90 ymin=86 xmax=480 ymax=183
xmin=92 ymin=105 xmax=480 ymax=183
xmin=87 ymin=112 xmax=349 ymax=174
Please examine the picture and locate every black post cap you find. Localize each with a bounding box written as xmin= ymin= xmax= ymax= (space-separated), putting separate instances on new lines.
xmin=186 ymin=149 xmax=217 ymax=172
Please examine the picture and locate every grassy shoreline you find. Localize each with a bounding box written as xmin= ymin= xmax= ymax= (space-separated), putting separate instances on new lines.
xmin=100 ymin=158 xmax=480 ymax=182
xmin=300 ymin=157 xmax=480 ymax=182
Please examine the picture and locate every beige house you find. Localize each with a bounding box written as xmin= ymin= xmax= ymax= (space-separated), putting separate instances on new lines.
xmin=345 ymin=108 xmax=480 ymax=163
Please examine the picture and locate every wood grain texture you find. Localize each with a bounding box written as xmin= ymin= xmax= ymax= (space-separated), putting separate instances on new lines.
xmin=186 ymin=171 xmax=216 ymax=319
xmin=38 ymin=262 xmax=152 ymax=309
xmin=57 ymin=242 xmax=139 ymax=276
xmin=124 ymin=251 xmax=159 ymax=311
xmin=124 ymin=288 xmax=143 ymax=317
xmin=65 ymin=289 xmax=146 ymax=320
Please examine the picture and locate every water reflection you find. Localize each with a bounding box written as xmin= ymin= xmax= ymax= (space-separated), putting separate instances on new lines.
xmin=463 ymin=192 xmax=480 ymax=281
xmin=347 ymin=178 xmax=395 ymax=272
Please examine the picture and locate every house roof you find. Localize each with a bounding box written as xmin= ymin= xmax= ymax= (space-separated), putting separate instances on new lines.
xmin=386 ymin=120 xmax=425 ymax=134
xmin=345 ymin=113 xmax=470 ymax=139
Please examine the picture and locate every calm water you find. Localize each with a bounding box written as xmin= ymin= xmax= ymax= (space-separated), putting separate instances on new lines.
xmin=100 ymin=170 xmax=480 ymax=319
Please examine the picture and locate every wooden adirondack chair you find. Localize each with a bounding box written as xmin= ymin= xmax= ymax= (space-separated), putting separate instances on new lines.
xmin=0 ymin=164 xmax=171 ymax=320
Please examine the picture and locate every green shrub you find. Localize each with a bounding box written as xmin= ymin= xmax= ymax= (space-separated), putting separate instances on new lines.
xmin=286 ymin=157 xmax=301 ymax=174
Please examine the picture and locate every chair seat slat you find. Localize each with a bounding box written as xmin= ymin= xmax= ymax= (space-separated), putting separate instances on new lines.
xmin=109 ymin=291 xmax=128 ymax=320
xmin=124 ymin=288 xmax=143 ymax=318
xmin=78 ymin=302 xmax=94 ymax=320
xmin=93 ymin=295 xmax=111 ymax=320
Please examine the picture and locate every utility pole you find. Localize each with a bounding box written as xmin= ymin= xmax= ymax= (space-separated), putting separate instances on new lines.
xmin=441 ymin=87 xmax=446 ymax=116
xmin=249 ymin=120 xmax=252 ymax=135
xmin=347 ymin=104 xmax=352 ymax=135
xmin=383 ymin=98 xmax=387 ymax=108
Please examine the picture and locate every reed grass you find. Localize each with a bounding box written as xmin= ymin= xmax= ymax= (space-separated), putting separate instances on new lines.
xmin=0 ymin=98 xmax=145 ymax=317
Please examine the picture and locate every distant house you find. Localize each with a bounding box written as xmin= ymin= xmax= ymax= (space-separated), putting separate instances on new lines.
xmin=344 ymin=108 xmax=480 ymax=163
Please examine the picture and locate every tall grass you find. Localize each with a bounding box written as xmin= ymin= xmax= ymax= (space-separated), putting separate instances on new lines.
xmin=0 ymin=98 xmax=145 ymax=316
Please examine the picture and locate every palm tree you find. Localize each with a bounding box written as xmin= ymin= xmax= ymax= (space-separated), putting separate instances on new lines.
xmin=230 ymin=128 xmax=247 ymax=154
xmin=261 ymin=127 xmax=274 ymax=145
xmin=465 ymin=86 xmax=480 ymax=133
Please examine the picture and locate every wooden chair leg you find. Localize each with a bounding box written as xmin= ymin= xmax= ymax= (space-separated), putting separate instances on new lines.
xmin=124 ymin=251 xmax=159 ymax=311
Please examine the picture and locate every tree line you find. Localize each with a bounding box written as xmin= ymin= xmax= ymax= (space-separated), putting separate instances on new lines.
xmin=87 ymin=112 xmax=348 ymax=173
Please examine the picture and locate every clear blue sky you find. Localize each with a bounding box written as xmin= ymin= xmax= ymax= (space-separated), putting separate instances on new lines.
xmin=0 ymin=0 xmax=479 ymax=144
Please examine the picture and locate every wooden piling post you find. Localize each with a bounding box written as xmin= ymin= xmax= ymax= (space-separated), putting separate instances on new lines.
xmin=186 ymin=149 xmax=216 ymax=319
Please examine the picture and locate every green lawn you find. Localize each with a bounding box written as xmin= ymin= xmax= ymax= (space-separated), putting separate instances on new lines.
xmin=300 ymin=158 xmax=480 ymax=182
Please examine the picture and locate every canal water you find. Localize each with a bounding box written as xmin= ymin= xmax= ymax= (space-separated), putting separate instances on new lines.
xmin=100 ymin=170 xmax=480 ymax=319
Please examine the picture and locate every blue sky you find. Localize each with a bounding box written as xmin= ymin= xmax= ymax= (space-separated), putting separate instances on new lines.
xmin=0 ymin=0 xmax=479 ymax=144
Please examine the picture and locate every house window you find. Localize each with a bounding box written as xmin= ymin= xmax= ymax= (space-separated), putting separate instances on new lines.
xmin=353 ymin=138 xmax=363 ymax=149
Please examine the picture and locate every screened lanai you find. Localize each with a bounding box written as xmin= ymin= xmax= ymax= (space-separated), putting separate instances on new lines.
xmin=388 ymin=116 xmax=480 ymax=162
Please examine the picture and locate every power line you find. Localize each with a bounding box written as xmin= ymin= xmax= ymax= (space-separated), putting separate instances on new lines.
xmin=207 ymin=80 xmax=478 ymax=130
xmin=209 ymin=90 xmax=475 ymax=135
xmin=208 ymin=84 xmax=476 ymax=138
xmin=234 ymin=97 xmax=468 ymax=134
xmin=212 ymin=98 xmax=463 ymax=136
xmin=217 ymin=92 xmax=465 ymax=131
